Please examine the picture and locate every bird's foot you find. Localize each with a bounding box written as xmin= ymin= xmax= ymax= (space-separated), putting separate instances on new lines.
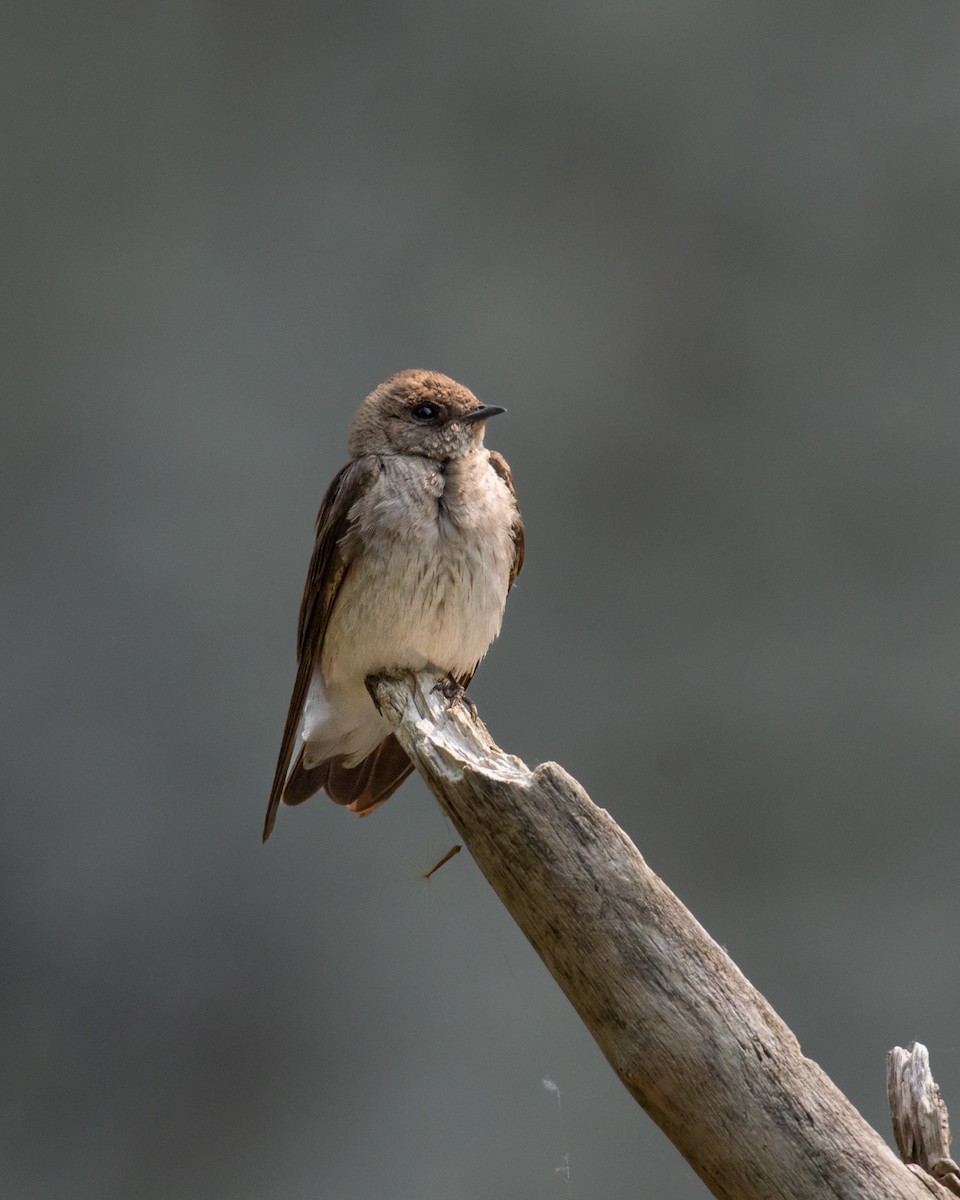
xmin=434 ymin=674 xmax=478 ymax=718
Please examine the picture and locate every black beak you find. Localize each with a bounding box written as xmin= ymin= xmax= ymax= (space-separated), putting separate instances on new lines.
xmin=462 ymin=404 xmax=506 ymax=424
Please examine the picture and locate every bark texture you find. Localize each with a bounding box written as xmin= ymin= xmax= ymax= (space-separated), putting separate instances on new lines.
xmin=369 ymin=671 xmax=944 ymax=1200
xmin=889 ymin=1043 xmax=960 ymax=1195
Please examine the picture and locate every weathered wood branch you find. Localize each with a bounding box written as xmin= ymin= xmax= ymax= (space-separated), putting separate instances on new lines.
xmin=369 ymin=671 xmax=946 ymax=1200
xmin=889 ymin=1043 xmax=960 ymax=1195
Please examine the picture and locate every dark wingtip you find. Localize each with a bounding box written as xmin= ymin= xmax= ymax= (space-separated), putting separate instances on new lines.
xmin=262 ymin=802 xmax=277 ymax=843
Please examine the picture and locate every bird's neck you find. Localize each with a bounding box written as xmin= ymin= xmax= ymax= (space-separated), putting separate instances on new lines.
xmin=436 ymin=445 xmax=486 ymax=495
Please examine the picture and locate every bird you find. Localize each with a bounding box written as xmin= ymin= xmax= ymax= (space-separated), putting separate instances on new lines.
xmin=263 ymin=369 xmax=524 ymax=842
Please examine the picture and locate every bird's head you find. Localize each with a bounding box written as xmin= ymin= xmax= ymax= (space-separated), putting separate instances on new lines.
xmin=348 ymin=369 xmax=505 ymax=461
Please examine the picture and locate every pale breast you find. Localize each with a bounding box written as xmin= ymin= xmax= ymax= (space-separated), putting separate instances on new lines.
xmin=321 ymin=451 xmax=516 ymax=683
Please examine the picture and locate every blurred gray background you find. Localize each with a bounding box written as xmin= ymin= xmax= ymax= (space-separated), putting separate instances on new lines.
xmin=4 ymin=2 xmax=960 ymax=1197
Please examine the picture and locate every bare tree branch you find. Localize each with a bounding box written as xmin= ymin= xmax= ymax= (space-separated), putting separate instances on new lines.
xmin=889 ymin=1043 xmax=960 ymax=1195
xmin=369 ymin=671 xmax=945 ymax=1200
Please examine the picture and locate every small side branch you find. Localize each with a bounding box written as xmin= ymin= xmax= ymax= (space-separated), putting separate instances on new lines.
xmin=369 ymin=671 xmax=939 ymax=1200
xmin=889 ymin=1043 xmax=960 ymax=1195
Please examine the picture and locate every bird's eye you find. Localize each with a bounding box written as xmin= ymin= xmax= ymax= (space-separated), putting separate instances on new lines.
xmin=411 ymin=403 xmax=440 ymax=422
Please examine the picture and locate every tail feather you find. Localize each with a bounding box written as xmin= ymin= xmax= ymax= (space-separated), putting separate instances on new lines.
xmin=264 ymin=733 xmax=415 ymax=840
xmin=329 ymin=733 xmax=415 ymax=815
xmin=282 ymin=747 xmax=330 ymax=806
xmin=325 ymin=748 xmax=378 ymax=806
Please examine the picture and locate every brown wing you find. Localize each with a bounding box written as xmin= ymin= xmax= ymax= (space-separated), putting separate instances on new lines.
xmin=488 ymin=450 xmax=524 ymax=590
xmin=262 ymin=455 xmax=381 ymax=842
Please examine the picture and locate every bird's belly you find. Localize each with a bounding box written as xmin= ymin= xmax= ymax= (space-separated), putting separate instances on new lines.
xmin=322 ymin=525 xmax=510 ymax=685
